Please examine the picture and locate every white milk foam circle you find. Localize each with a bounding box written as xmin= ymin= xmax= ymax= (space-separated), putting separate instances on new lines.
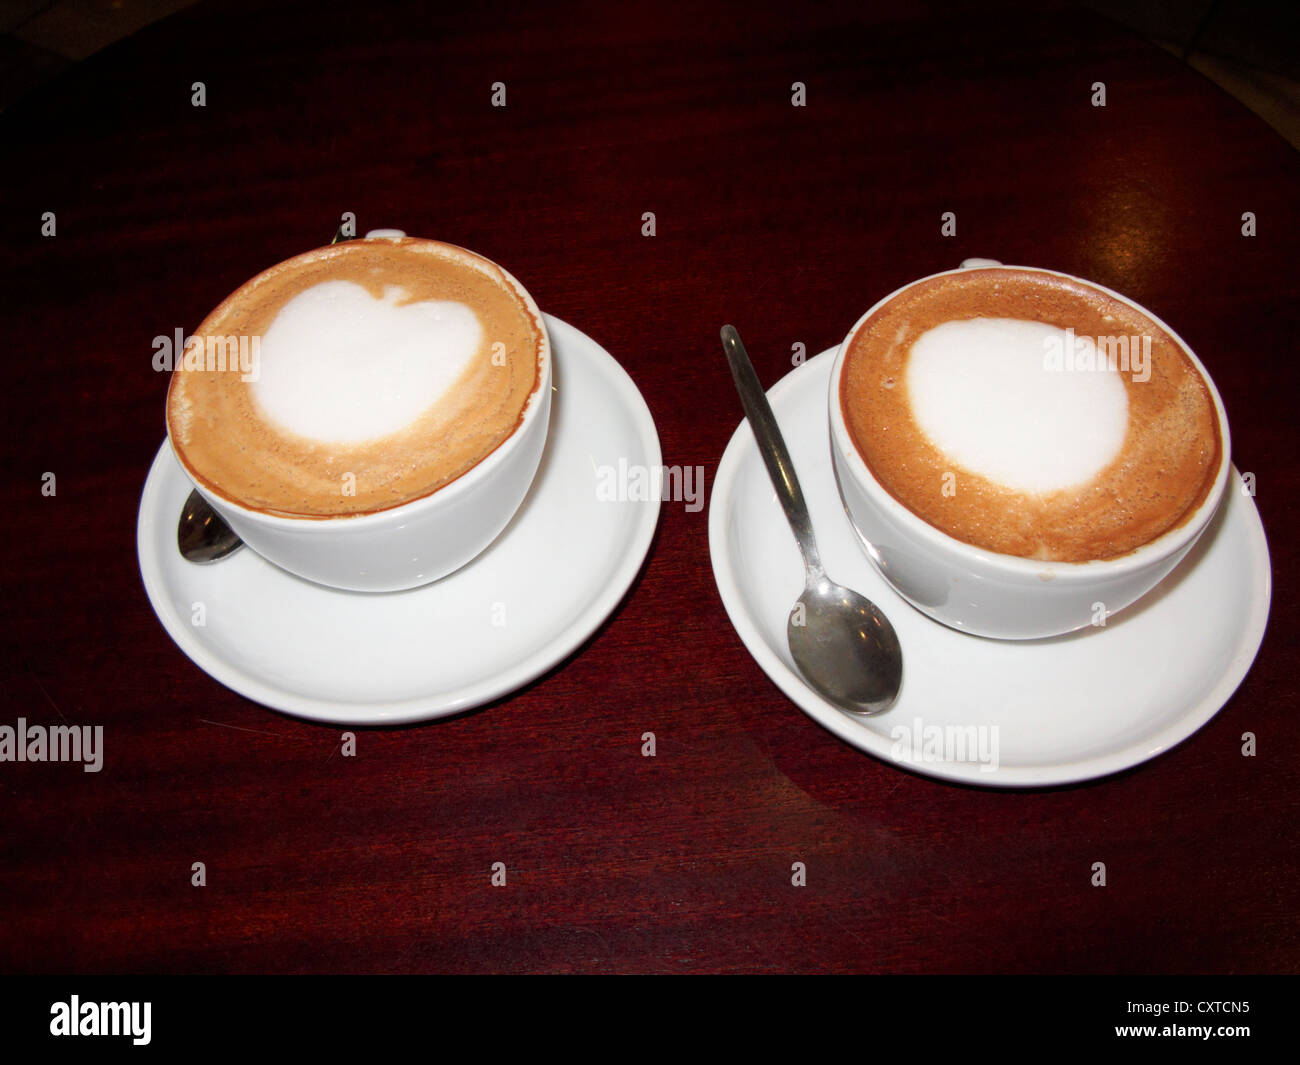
xmin=905 ymin=318 xmax=1129 ymax=494
xmin=252 ymin=280 xmax=483 ymax=443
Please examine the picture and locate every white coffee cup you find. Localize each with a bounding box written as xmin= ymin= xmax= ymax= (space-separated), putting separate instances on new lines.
xmin=827 ymin=261 xmax=1232 ymax=639
xmin=169 ymin=233 xmax=552 ymax=593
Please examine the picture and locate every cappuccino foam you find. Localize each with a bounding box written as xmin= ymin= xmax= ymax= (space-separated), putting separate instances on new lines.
xmin=168 ymin=239 xmax=544 ymax=517
xmin=907 ymin=318 xmax=1130 ymax=494
xmin=840 ymin=269 xmax=1221 ymax=562
xmin=254 ymin=281 xmax=484 ymax=444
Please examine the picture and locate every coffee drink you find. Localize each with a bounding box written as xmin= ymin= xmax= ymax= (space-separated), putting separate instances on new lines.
xmin=167 ymin=238 xmax=545 ymax=517
xmin=839 ymin=268 xmax=1221 ymax=562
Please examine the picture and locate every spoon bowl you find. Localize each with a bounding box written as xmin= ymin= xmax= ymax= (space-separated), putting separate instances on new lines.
xmin=178 ymin=489 xmax=244 ymax=564
xmin=788 ymin=576 xmax=903 ymax=715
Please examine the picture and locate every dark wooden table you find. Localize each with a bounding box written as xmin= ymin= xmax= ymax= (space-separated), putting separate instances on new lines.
xmin=2 ymin=0 xmax=1296 ymax=975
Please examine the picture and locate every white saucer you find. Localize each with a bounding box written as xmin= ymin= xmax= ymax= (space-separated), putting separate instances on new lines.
xmin=709 ymin=349 xmax=1272 ymax=787
xmin=138 ymin=314 xmax=661 ymax=726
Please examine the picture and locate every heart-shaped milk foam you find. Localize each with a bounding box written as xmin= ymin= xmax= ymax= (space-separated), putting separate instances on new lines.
xmin=252 ymin=281 xmax=483 ymax=443
xmin=906 ymin=318 xmax=1129 ymax=494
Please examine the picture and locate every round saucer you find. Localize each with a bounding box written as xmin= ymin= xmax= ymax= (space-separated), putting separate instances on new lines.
xmin=709 ymin=349 xmax=1271 ymax=787
xmin=138 ymin=315 xmax=661 ymax=726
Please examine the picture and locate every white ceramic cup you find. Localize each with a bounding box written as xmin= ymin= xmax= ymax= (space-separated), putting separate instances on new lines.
xmin=828 ymin=260 xmax=1232 ymax=639
xmin=169 ymin=233 xmax=552 ymax=593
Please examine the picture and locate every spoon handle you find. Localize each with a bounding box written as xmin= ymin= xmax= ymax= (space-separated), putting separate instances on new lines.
xmin=720 ymin=325 xmax=822 ymax=575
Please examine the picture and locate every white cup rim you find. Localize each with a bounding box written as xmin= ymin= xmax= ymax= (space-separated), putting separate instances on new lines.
xmin=168 ymin=236 xmax=551 ymax=531
xmin=828 ymin=263 xmax=1233 ymax=579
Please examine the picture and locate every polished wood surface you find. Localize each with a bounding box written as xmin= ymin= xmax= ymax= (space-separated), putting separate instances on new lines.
xmin=2 ymin=0 xmax=1296 ymax=974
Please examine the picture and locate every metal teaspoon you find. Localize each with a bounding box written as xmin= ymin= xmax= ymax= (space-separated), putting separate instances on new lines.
xmin=720 ymin=325 xmax=902 ymax=714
